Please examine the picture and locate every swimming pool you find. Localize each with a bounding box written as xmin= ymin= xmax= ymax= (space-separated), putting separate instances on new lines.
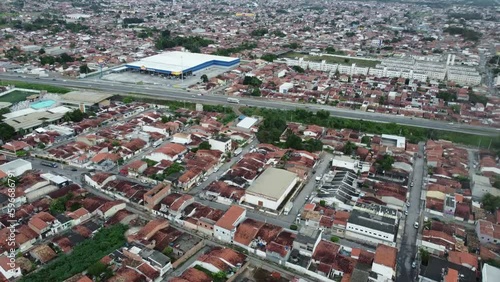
xmin=31 ymin=100 xmax=57 ymax=109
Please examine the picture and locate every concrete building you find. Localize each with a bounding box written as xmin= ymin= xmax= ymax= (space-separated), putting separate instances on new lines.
xmin=60 ymin=91 xmax=112 ymax=113
xmin=371 ymin=244 xmax=397 ymax=282
xmin=483 ymin=263 xmax=500 ymax=282
xmin=0 ymin=159 xmax=32 ymax=177
xmin=214 ymin=205 xmax=246 ymax=243
xmin=471 ymin=174 xmax=500 ymax=200
xmin=345 ymin=203 xmax=399 ymax=247
xmin=208 ymin=137 xmax=232 ymax=153
xmin=475 ymin=220 xmax=500 ymax=245
xmin=245 ymin=168 xmax=298 ymax=210
xmin=292 ymin=229 xmax=323 ymax=257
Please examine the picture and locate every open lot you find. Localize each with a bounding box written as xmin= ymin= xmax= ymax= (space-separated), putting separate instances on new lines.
xmin=282 ymin=52 xmax=380 ymax=68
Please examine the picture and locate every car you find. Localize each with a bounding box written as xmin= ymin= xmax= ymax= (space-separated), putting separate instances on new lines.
xmin=52 ymin=78 xmax=56 ymax=81
xmin=406 ymin=202 xmax=410 ymax=207
xmin=71 ymin=168 xmax=77 ymax=171
xmin=414 ymin=222 xmax=419 ymax=229
xmin=412 ymin=261 xmax=417 ymax=268
xmin=404 ymin=210 xmax=408 ymax=216
xmin=312 ymin=170 xmax=317 ymax=174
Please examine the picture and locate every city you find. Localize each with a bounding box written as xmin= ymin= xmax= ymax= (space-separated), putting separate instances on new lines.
xmin=0 ymin=0 xmax=499 ymax=282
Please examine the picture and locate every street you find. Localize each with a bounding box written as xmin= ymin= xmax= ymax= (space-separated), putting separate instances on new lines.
xmin=396 ymin=142 xmax=426 ymax=282
xmin=1 ymin=74 xmax=498 ymax=136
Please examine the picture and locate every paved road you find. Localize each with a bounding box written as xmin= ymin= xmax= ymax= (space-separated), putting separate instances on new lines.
xmin=396 ymin=143 xmax=426 ymax=282
xmin=1 ymin=74 xmax=498 ymax=136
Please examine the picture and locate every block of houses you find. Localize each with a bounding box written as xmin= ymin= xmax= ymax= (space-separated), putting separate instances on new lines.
xmin=147 ymin=143 xmax=187 ymax=162
xmin=97 ymin=200 xmax=126 ymax=219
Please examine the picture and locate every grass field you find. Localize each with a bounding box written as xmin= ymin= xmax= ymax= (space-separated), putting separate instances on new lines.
xmin=282 ymin=52 xmax=380 ymax=68
xmin=0 ymin=80 xmax=71 ymax=94
xmin=0 ymin=90 xmax=37 ymax=103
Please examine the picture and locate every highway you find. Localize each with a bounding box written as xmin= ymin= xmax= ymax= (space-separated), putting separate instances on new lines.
xmin=1 ymin=74 xmax=499 ymax=136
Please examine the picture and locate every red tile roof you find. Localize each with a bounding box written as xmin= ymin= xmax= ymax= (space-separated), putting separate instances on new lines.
xmin=215 ymin=205 xmax=245 ymax=231
xmin=374 ymin=244 xmax=397 ymax=269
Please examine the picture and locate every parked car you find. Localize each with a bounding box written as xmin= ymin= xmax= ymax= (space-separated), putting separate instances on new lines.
xmin=412 ymin=261 xmax=417 ymax=268
xmin=414 ymin=222 xmax=419 ymax=229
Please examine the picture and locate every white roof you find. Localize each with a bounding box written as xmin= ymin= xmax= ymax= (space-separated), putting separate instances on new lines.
xmin=3 ymin=108 xmax=37 ymax=119
xmin=48 ymin=106 xmax=73 ymax=113
xmin=483 ymin=264 xmax=500 ymax=281
xmin=0 ymin=159 xmax=31 ymax=173
xmin=126 ymin=51 xmax=238 ymax=73
xmin=41 ymin=173 xmax=69 ymax=184
xmin=236 ymin=117 xmax=258 ymax=129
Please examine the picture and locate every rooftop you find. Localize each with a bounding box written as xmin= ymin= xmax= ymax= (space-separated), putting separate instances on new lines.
xmin=246 ymin=168 xmax=298 ymax=201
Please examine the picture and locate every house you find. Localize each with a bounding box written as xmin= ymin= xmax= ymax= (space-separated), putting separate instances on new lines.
xmin=97 ymin=201 xmax=126 ymax=219
xmin=172 ymin=133 xmax=192 ymax=145
xmin=0 ymin=256 xmax=21 ymax=279
xmin=208 ymin=137 xmax=232 ymax=153
xmin=476 ymin=220 xmax=500 ymax=245
xmin=292 ymin=229 xmax=323 ymax=257
xmin=191 ymin=247 xmax=246 ymax=274
xmin=29 ymin=244 xmax=57 ymax=264
xmin=147 ymin=143 xmax=187 ymax=162
xmin=2 ymin=141 xmax=32 ymax=152
xmin=125 ymin=160 xmax=148 ymax=177
xmin=371 ymin=244 xmax=397 ymax=282
xmin=214 ymin=205 xmax=246 ymax=243
xmin=178 ymin=168 xmax=203 ymax=191
xmin=144 ymin=183 xmax=171 ymax=210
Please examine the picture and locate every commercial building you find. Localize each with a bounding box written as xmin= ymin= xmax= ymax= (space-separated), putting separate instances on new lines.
xmin=3 ymin=106 xmax=73 ymax=132
xmin=245 ymin=168 xmax=298 ymax=210
xmin=125 ymin=51 xmax=240 ymax=76
xmin=60 ymin=91 xmax=113 ymax=113
xmin=0 ymin=159 xmax=32 ymax=177
xmin=345 ymin=203 xmax=399 ymax=247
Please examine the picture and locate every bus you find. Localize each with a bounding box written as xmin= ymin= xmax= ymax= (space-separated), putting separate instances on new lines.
xmin=227 ymin=97 xmax=240 ymax=104
xmin=41 ymin=161 xmax=58 ymax=168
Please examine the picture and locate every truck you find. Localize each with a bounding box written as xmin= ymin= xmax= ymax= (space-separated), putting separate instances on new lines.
xmin=283 ymin=202 xmax=293 ymax=215
xmin=234 ymin=147 xmax=243 ymax=156
xmin=227 ymin=97 xmax=240 ymax=104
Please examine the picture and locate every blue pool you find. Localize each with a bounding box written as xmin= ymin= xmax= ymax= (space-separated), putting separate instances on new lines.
xmin=31 ymin=100 xmax=56 ymax=109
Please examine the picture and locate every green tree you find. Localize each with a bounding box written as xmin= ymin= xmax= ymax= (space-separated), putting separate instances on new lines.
xmin=38 ymin=48 xmax=45 ymax=54
xmin=87 ymin=261 xmax=107 ymax=278
xmin=0 ymin=123 xmax=16 ymax=141
xmin=376 ymin=154 xmax=395 ymax=171
xmin=285 ymin=134 xmax=303 ymax=150
xmin=482 ymin=193 xmax=500 ymax=213
xmin=242 ymin=76 xmax=262 ymax=87
xmin=420 ymin=248 xmax=430 ymax=266
xmin=123 ymin=97 xmax=134 ymax=104
xmin=79 ymin=64 xmax=91 ymax=74
xmin=260 ymin=53 xmax=277 ymax=62
xmin=343 ymin=141 xmax=357 ymax=155
xmin=250 ymin=88 xmax=261 ymax=96
xmin=316 ymin=110 xmax=330 ymax=119
xmin=290 ymin=224 xmax=298 ymax=230
xmin=198 ymin=141 xmax=211 ymax=150
xmin=200 ymin=74 xmax=208 ymax=83
xmin=292 ymin=65 xmax=305 ymax=73
xmin=330 ymin=236 xmax=340 ymax=242
xmin=163 ymin=247 xmax=173 ymax=255
xmin=361 ymin=136 xmax=371 ymax=145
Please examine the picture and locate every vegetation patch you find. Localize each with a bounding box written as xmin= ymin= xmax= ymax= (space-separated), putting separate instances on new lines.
xmin=0 ymin=80 xmax=70 ymax=94
xmin=20 ymin=224 xmax=128 ymax=282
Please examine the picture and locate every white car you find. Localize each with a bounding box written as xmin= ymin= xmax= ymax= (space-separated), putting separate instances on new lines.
xmin=414 ymin=222 xmax=419 ymax=229
xmin=406 ymin=202 xmax=411 ymax=207
xmin=404 ymin=210 xmax=408 ymax=216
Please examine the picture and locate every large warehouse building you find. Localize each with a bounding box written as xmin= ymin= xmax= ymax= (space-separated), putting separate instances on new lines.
xmin=124 ymin=51 xmax=240 ymax=76
xmin=245 ymin=168 xmax=298 ymax=210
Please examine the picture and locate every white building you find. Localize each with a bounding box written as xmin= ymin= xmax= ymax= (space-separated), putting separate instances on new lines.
xmin=171 ymin=133 xmax=192 ymax=145
xmin=208 ymin=137 xmax=232 ymax=153
xmin=0 ymin=159 xmax=32 ymax=177
xmin=371 ymin=244 xmax=397 ymax=282
xmin=345 ymin=203 xmax=399 ymax=247
xmin=381 ymin=134 xmax=406 ymax=149
xmin=236 ymin=117 xmax=258 ymax=130
xmin=279 ymin=82 xmax=294 ymax=94
xmin=482 ymin=263 xmax=500 ymax=282
xmin=214 ymin=205 xmax=246 ymax=243
xmin=245 ymin=168 xmax=298 ymax=210
xmin=0 ymin=256 xmax=22 ymax=280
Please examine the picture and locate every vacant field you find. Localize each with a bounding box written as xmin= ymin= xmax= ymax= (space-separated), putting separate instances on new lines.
xmin=282 ymin=52 xmax=380 ymax=68
xmin=0 ymin=80 xmax=70 ymax=94
xmin=0 ymin=90 xmax=37 ymax=103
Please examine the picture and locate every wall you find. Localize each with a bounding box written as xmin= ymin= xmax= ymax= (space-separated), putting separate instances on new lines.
xmin=226 ymin=261 xmax=250 ymax=282
xmin=172 ymin=239 xmax=205 ymax=269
